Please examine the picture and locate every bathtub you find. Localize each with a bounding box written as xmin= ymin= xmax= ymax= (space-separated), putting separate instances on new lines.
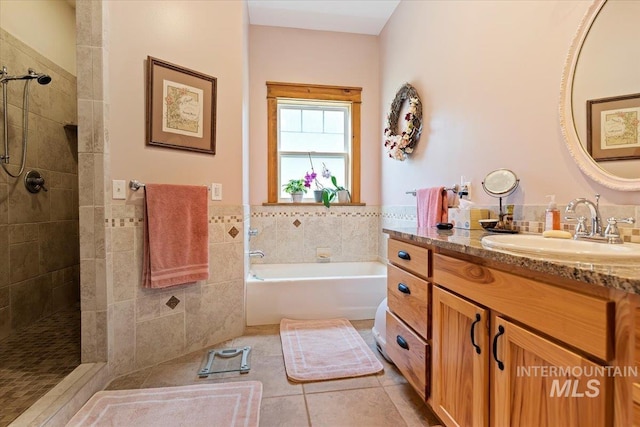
xmin=246 ymin=262 xmax=387 ymax=326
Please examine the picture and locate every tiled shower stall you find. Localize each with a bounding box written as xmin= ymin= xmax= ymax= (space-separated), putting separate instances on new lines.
xmin=0 ymin=28 xmax=79 ymax=341
xmin=0 ymin=26 xmax=80 ymax=425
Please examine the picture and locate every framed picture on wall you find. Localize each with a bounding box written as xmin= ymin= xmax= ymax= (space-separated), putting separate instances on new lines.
xmin=587 ymin=93 xmax=640 ymax=162
xmin=146 ymin=56 xmax=216 ymax=154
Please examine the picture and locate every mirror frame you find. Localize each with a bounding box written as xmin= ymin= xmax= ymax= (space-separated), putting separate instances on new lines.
xmin=482 ymin=168 xmax=519 ymax=197
xmin=559 ymin=0 xmax=640 ymax=191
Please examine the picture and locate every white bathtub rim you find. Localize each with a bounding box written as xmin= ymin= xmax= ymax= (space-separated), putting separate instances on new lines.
xmin=246 ymin=261 xmax=387 ymax=326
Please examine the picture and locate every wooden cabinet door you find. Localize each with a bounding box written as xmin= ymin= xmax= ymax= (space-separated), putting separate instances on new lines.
xmin=491 ymin=317 xmax=612 ymax=427
xmin=633 ymin=384 xmax=640 ymax=426
xmin=432 ymin=286 xmax=489 ymax=427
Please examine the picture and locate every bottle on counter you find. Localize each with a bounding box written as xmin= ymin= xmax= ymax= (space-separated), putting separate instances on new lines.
xmin=545 ymin=195 xmax=561 ymax=231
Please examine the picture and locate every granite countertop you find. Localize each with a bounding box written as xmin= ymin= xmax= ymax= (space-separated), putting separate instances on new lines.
xmin=383 ymin=227 xmax=640 ymax=295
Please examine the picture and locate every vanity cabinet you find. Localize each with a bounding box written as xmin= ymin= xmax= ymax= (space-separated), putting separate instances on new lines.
xmin=632 ymin=307 xmax=640 ymax=425
xmin=432 ymin=253 xmax=614 ymax=427
xmin=385 ymin=238 xmax=431 ymax=400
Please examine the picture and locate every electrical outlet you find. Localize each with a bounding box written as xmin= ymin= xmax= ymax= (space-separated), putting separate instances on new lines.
xmin=211 ymin=183 xmax=222 ymax=201
xmin=112 ymin=180 xmax=126 ymax=200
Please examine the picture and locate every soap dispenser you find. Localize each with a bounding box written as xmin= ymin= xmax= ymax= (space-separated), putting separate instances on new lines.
xmin=545 ymin=195 xmax=560 ymax=231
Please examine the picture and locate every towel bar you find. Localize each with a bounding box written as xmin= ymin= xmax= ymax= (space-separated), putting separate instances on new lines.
xmin=129 ymin=180 xmax=210 ymax=192
xmin=406 ymin=184 xmax=459 ymax=196
xmin=129 ymin=180 xmax=145 ymax=191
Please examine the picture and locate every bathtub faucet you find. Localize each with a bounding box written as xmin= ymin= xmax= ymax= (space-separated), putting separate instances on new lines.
xmin=249 ymin=250 xmax=265 ymax=258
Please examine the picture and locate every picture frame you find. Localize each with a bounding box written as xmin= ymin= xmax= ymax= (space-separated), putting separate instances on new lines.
xmin=586 ymin=93 xmax=640 ymax=162
xmin=146 ymin=56 xmax=216 ymax=155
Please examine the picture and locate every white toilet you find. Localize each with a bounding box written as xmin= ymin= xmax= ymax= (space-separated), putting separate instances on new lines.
xmin=371 ymin=297 xmax=393 ymax=364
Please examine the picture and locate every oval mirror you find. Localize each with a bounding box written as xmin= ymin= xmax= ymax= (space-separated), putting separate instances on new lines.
xmin=560 ymin=0 xmax=640 ymax=191
xmin=482 ymin=168 xmax=519 ymax=197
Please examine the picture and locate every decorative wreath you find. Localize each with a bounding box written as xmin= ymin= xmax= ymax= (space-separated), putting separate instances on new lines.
xmin=383 ymin=83 xmax=423 ymax=161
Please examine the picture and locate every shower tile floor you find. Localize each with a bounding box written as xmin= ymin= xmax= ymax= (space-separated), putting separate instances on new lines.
xmin=0 ymin=309 xmax=81 ymax=427
xmin=106 ymin=320 xmax=443 ymax=427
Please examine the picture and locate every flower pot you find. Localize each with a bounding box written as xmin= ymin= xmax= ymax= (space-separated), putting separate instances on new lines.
xmin=291 ymin=192 xmax=304 ymax=203
xmin=313 ymin=190 xmax=324 ymax=203
xmin=337 ymin=190 xmax=350 ymax=203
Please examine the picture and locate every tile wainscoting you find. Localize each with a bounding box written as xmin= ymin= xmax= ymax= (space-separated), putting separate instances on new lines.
xmin=249 ymin=205 xmax=380 ymax=264
xmin=105 ymin=202 xmax=245 ymax=377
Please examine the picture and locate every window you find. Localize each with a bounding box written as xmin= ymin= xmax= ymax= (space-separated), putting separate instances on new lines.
xmin=266 ymin=82 xmax=362 ymax=204
xmin=278 ymin=101 xmax=349 ymax=199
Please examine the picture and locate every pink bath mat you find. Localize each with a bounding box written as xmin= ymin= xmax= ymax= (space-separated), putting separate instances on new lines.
xmin=280 ymin=318 xmax=383 ymax=382
xmin=66 ymin=382 xmax=262 ymax=427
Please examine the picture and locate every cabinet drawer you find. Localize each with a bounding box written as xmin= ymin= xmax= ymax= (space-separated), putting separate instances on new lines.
xmin=388 ymin=239 xmax=430 ymax=279
xmin=387 ymin=264 xmax=430 ymax=339
xmin=386 ymin=310 xmax=429 ymax=400
xmin=433 ymin=253 xmax=613 ymax=361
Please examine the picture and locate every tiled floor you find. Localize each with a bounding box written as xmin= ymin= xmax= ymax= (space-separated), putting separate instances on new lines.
xmin=0 ymin=309 xmax=81 ymax=427
xmin=106 ymin=319 xmax=443 ymax=427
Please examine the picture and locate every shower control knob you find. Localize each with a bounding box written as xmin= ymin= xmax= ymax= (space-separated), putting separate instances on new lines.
xmin=24 ymin=170 xmax=48 ymax=193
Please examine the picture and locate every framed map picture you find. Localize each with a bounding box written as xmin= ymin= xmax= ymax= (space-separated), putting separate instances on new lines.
xmin=146 ymin=56 xmax=216 ymax=154
xmin=587 ymin=93 xmax=640 ymax=162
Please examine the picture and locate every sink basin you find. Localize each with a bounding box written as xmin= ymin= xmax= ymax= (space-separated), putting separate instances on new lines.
xmin=481 ymin=234 xmax=640 ymax=263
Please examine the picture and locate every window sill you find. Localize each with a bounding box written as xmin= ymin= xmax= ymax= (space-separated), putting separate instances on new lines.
xmin=262 ymin=202 xmax=366 ymax=207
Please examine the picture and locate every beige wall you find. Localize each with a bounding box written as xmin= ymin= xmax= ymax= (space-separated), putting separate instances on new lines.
xmin=248 ymin=25 xmax=381 ymax=205
xmin=380 ymin=0 xmax=639 ymax=208
xmin=0 ymin=0 xmax=76 ymax=75
xmin=108 ymin=0 xmax=244 ymax=206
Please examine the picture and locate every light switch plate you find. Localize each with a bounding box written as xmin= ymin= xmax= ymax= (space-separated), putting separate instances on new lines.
xmin=211 ymin=183 xmax=222 ymax=201
xmin=112 ymin=180 xmax=126 ymax=200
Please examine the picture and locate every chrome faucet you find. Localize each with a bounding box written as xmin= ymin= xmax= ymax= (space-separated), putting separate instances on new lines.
xmin=564 ymin=194 xmax=636 ymax=244
xmin=565 ymin=194 xmax=602 ymax=238
xmin=249 ymin=250 xmax=265 ymax=258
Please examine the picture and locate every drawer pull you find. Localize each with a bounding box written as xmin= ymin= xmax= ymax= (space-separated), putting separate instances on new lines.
xmin=397 ymin=251 xmax=411 ymax=260
xmin=492 ymin=325 xmax=505 ymax=371
xmin=397 ymin=283 xmax=411 ymax=294
xmin=470 ymin=313 xmax=481 ymax=354
xmin=396 ymin=335 xmax=409 ymax=350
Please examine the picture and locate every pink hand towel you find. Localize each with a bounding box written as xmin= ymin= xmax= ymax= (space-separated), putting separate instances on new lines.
xmin=416 ymin=187 xmax=448 ymax=228
xmin=143 ymin=184 xmax=209 ymax=289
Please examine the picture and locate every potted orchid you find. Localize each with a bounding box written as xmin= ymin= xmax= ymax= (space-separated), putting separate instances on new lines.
xmin=305 ymin=153 xmax=325 ymax=202
xmin=305 ymin=154 xmax=349 ymax=207
xmin=321 ymin=175 xmax=350 ymax=207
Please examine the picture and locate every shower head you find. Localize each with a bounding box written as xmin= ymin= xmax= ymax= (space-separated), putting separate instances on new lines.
xmin=0 ymin=67 xmax=51 ymax=85
xmin=27 ymin=69 xmax=52 ymax=85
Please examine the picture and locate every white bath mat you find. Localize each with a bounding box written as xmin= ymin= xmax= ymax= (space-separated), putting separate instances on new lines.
xmin=66 ymin=382 xmax=262 ymax=427
xmin=280 ymin=317 xmax=383 ymax=382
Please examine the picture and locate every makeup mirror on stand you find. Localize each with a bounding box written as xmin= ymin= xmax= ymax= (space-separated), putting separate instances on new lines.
xmin=482 ymin=168 xmax=519 ymax=233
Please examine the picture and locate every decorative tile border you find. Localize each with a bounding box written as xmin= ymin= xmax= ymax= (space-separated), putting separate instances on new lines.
xmin=211 ymin=215 xmax=244 ymax=223
xmin=106 ymin=205 xmax=640 ymax=238
xmin=250 ymin=210 xmax=379 ymax=218
xmin=105 ymin=215 xmax=244 ymax=227
xmin=106 ymin=218 xmax=142 ymax=227
xmin=381 ymin=212 xmax=417 ymax=221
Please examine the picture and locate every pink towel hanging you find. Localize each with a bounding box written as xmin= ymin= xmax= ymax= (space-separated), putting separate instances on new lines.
xmin=416 ymin=187 xmax=448 ymax=227
xmin=142 ymin=184 xmax=209 ymax=289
